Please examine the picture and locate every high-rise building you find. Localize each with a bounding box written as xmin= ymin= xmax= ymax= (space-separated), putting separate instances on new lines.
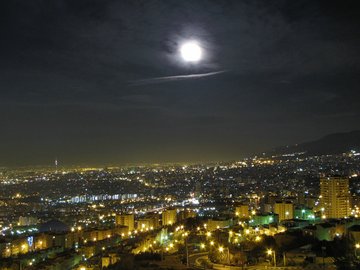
xmin=274 ymin=201 xmax=293 ymax=221
xmin=162 ymin=208 xmax=177 ymax=226
xmin=115 ymin=214 xmax=134 ymax=231
xmin=320 ymin=176 xmax=350 ymax=219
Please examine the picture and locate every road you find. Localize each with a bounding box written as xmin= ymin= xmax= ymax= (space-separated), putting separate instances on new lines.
xmin=188 ymin=252 xmax=209 ymax=268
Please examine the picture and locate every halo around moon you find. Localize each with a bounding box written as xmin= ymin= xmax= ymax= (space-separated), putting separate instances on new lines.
xmin=180 ymin=41 xmax=202 ymax=62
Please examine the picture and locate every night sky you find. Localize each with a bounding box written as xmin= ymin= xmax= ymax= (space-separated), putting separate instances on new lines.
xmin=1 ymin=0 xmax=359 ymax=166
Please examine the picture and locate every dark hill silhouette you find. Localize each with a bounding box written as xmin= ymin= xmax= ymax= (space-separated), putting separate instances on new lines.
xmin=268 ymin=130 xmax=360 ymax=157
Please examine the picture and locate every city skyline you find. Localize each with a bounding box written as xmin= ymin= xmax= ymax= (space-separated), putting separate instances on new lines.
xmin=1 ymin=1 xmax=360 ymax=269
xmin=0 ymin=152 xmax=359 ymax=269
xmin=1 ymin=0 xmax=359 ymax=166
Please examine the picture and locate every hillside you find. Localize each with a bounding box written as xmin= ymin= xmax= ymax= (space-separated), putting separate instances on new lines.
xmin=268 ymin=130 xmax=360 ymax=157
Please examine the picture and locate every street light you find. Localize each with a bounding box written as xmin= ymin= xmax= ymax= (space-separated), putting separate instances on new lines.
xmin=182 ymin=232 xmax=189 ymax=267
xmin=267 ymin=249 xmax=276 ymax=267
xmin=355 ymin=243 xmax=360 ymax=258
xmin=219 ymin=246 xmax=230 ymax=264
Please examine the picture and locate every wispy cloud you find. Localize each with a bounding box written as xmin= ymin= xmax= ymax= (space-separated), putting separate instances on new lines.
xmin=129 ymin=70 xmax=227 ymax=86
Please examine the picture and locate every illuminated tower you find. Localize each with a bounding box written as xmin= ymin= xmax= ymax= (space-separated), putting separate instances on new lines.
xmin=320 ymin=176 xmax=350 ymax=218
xmin=55 ymin=158 xmax=58 ymax=173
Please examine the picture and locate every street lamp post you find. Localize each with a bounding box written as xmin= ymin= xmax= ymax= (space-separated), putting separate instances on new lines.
xmin=218 ymin=246 xmax=230 ymax=265
xmin=321 ymin=246 xmax=326 ymax=269
xmin=181 ymin=232 xmax=189 ymax=267
xmin=227 ymin=247 xmax=230 ymax=265
xmin=267 ymin=249 xmax=276 ymax=267
xmin=283 ymin=252 xmax=286 ymax=266
xmin=185 ymin=237 xmax=189 ymax=267
xmin=355 ymin=243 xmax=360 ymax=258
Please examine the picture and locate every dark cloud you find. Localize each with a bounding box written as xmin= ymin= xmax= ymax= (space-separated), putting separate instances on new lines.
xmin=0 ymin=0 xmax=359 ymax=166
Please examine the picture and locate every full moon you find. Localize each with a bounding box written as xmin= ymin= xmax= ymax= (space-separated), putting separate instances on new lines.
xmin=180 ymin=41 xmax=202 ymax=62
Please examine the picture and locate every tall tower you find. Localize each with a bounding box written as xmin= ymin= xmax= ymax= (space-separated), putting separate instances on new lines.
xmin=320 ymin=176 xmax=350 ymax=219
xmin=55 ymin=158 xmax=58 ymax=173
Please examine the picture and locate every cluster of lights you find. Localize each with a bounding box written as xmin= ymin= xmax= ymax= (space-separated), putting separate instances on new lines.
xmin=8 ymin=227 xmax=38 ymax=236
xmin=71 ymin=226 xmax=82 ymax=232
xmin=175 ymin=225 xmax=184 ymax=232
xmin=351 ymin=206 xmax=360 ymax=218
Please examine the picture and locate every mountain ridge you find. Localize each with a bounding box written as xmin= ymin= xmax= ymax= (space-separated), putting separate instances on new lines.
xmin=266 ymin=130 xmax=360 ymax=157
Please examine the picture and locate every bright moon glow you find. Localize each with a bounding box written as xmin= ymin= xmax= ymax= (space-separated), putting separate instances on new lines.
xmin=180 ymin=41 xmax=202 ymax=62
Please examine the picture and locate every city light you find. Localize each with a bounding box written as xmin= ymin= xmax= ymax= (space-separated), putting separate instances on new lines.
xmin=0 ymin=126 xmax=356 ymax=269
xmin=267 ymin=249 xmax=276 ymax=266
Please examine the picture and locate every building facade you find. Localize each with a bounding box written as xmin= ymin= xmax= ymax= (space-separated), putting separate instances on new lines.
xmin=162 ymin=209 xmax=177 ymax=226
xmin=320 ymin=176 xmax=350 ymax=219
xmin=274 ymin=201 xmax=294 ymax=221
xmin=115 ymin=214 xmax=135 ymax=231
xmin=235 ymin=205 xmax=249 ymax=218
